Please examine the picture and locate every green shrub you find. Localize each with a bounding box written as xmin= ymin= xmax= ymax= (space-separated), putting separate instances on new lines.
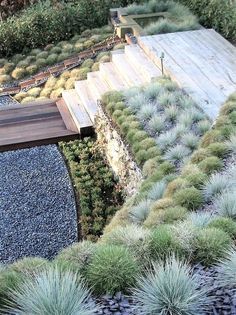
xmin=30 ymin=49 xmax=42 ymax=56
xmin=86 ymin=245 xmax=139 ymax=295
xmin=11 ymin=67 xmax=26 ymax=80
xmin=164 ymin=178 xmax=188 ymax=198
xmin=207 ymin=142 xmax=229 ymax=158
xmin=55 ymin=241 xmax=96 ymax=274
xmin=101 ymin=225 xmax=150 ymax=263
xmin=50 ymin=47 xmax=62 ymax=54
xmin=21 ymin=96 xmax=36 ymax=104
xmin=102 ymin=91 xmax=124 ymax=106
xmin=149 ymin=225 xmax=186 ymax=261
xmin=35 ymin=58 xmax=47 ymax=67
xmin=46 ymin=54 xmax=58 ymax=66
xmin=209 ymin=217 xmax=236 ymax=239
xmin=0 ymin=74 xmax=11 ymax=84
xmin=26 ymin=65 xmax=38 ymax=75
xmin=191 ymin=148 xmax=210 ymax=163
xmin=4 ymin=62 xmax=15 ymax=74
xmin=82 ymin=59 xmax=94 ymax=68
xmin=133 ymin=256 xmax=209 ymax=315
xmin=201 ymin=130 xmax=225 ymax=147
xmin=57 ymin=53 xmax=70 ymax=62
xmin=17 ymin=60 xmax=30 ymax=68
xmin=174 ymin=187 xmax=203 ymax=210
xmin=27 ymin=87 xmax=42 ymax=98
xmin=135 ymin=149 xmax=149 ymax=165
xmin=193 ymin=228 xmax=232 ymax=266
xmin=162 ymin=206 xmax=188 ymax=224
xmin=198 ymin=156 xmax=223 ymax=175
xmin=5 ymin=267 xmax=97 ymax=315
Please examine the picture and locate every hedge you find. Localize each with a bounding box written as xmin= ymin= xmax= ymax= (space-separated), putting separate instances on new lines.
xmin=178 ymin=0 xmax=236 ymax=41
xmin=0 ymin=0 xmax=144 ymax=57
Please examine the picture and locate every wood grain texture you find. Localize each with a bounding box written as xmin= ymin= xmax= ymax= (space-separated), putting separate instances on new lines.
xmin=0 ymin=101 xmax=80 ymax=152
xmin=138 ymin=29 xmax=236 ymax=119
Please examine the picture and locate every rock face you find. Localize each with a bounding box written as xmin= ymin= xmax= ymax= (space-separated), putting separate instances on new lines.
xmin=95 ymin=104 xmax=142 ymax=196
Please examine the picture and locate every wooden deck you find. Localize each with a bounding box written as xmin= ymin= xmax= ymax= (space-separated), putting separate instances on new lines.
xmin=0 ymin=100 xmax=81 ymax=152
xmin=138 ymin=29 xmax=236 ymax=119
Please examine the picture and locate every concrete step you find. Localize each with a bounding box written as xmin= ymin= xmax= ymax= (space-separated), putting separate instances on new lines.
xmin=125 ymin=44 xmax=162 ymax=81
xmin=99 ymin=62 xmax=127 ymax=91
xmin=87 ymin=71 xmax=110 ymax=101
xmin=75 ymin=80 xmax=98 ymax=123
xmin=62 ymin=89 xmax=93 ymax=135
xmin=111 ymin=50 xmax=145 ymax=87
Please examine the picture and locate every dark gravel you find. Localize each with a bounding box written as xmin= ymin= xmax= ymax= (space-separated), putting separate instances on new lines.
xmin=194 ymin=264 xmax=236 ymax=315
xmin=0 ymin=95 xmax=19 ymax=107
xmin=95 ymin=292 xmax=135 ymax=315
xmin=0 ymin=145 xmax=78 ymax=264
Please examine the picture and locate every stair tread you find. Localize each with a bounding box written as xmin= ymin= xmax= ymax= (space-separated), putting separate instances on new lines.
xmin=62 ymin=89 xmax=93 ymax=130
xmin=87 ymin=71 xmax=110 ymax=100
xmin=112 ymin=51 xmax=145 ymax=86
xmin=99 ymin=62 xmax=127 ymax=91
xmin=125 ymin=44 xmax=162 ymax=79
xmin=75 ymin=80 xmax=98 ymax=122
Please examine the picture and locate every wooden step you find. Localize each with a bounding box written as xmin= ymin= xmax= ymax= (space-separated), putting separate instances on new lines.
xmin=111 ymin=50 xmax=145 ymax=87
xmin=75 ymin=80 xmax=98 ymax=123
xmin=87 ymin=71 xmax=110 ymax=101
xmin=62 ymin=89 xmax=93 ymax=136
xmin=125 ymin=44 xmax=162 ymax=82
xmin=56 ymin=98 xmax=79 ymax=133
xmin=99 ymin=62 xmax=127 ymax=91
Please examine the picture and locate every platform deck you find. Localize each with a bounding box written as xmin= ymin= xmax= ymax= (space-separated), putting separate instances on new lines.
xmin=0 ymin=100 xmax=80 ymax=152
xmin=138 ymin=29 xmax=236 ymax=118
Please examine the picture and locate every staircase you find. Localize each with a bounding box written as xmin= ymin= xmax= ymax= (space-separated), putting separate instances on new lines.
xmin=60 ymin=44 xmax=162 ymax=134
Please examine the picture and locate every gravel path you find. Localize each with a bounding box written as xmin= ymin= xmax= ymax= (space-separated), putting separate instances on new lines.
xmin=0 ymin=145 xmax=78 ymax=264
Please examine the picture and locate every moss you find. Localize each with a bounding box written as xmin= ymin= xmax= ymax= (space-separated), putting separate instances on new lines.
xmin=164 ymin=178 xmax=189 ymax=198
xmin=198 ymin=156 xmax=223 ymax=175
xmin=174 ymin=187 xmax=203 ymax=210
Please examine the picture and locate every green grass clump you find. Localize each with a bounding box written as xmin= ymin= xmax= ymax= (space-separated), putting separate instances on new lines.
xmin=215 ymin=190 xmax=236 ymax=219
xmin=207 ymin=142 xmax=229 ymax=158
xmin=10 ymin=257 xmax=48 ymax=277
xmin=26 ymin=65 xmax=38 ymax=75
xmin=4 ymin=62 xmax=15 ymax=74
xmin=86 ymin=245 xmax=139 ymax=295
xmin=174 ymin=187 xmax=203 ymax=210
xmin=21 ymin=96 xmax=36 ymax=104
xmin=133 ymin=256 xmax=209 ymax=315
xmin=5 ymin=267 xmax=97 ymax=315
xmin=161 ymin=206 xmax=188 ymax=224
xmin=148 ymin=225 xmax=186 ymax=261
xmin=46 ymin=54 xmax=58 ymax=65
xmin=101 ymin=225 xmax=150 ymax=263
xmin=198 ymin=156 xmax=223 ymax=175
xmin=209 ymin=217 xmax=236 ymax=239
xmin=216 ymin=249 xmax=236 ymax=287
xmin=193 ymin=228 xmax=232 ymax=266
xmin=35 ymin=58 xmax=47 ymax=68
xmin=27 ymin=87 xmax=42 ymax=98
xmin=54 ymin=241 xmax=96 ymax=274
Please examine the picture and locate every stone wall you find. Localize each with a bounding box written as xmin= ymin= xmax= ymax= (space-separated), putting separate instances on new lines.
xmin=95 ymin=103 xmax=142 ymax=196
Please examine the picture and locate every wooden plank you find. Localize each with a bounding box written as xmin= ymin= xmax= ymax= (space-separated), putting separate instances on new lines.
xmin=0 ymin=118 xmax=66 ymax=138
xmin=0 ymin=111 xmax=60 ymax=126
xmin=64 ymin=57 xmax=79 ymax=67
xmin=111 ymin=52 xmax=145 ymax=87
xmin=62 ymin=89 xmax=93 ymax=136
xmin=75 ymin=80 xmax=98 ymax=123
xmin=87 ymin=72 xmax=110 ymax=101
xmin=33 ymin=71 xmax=50 ymax=80
xmin=19 ymin=78 xmax=36 ymax=88
xmin=56 ymin=98 xmax=79 ymax=132
xmin=99 ymin=62 xmax=127 ymax=91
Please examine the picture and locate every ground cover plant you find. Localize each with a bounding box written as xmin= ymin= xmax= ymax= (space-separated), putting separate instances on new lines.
xmin=0 ymin=93 xmax=235 ymax=314
xmin=60 ymin=137 xmax=124 ymax=241
xmin=12 ymin=50 xmax=111 ymax=103
xmin=124 ymin=0 xmax=200 ymax=35
xmin=0 ymin=0 xmax=142 ymax=57
xmin=0 ymin=26 xmax=112 ymax=85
